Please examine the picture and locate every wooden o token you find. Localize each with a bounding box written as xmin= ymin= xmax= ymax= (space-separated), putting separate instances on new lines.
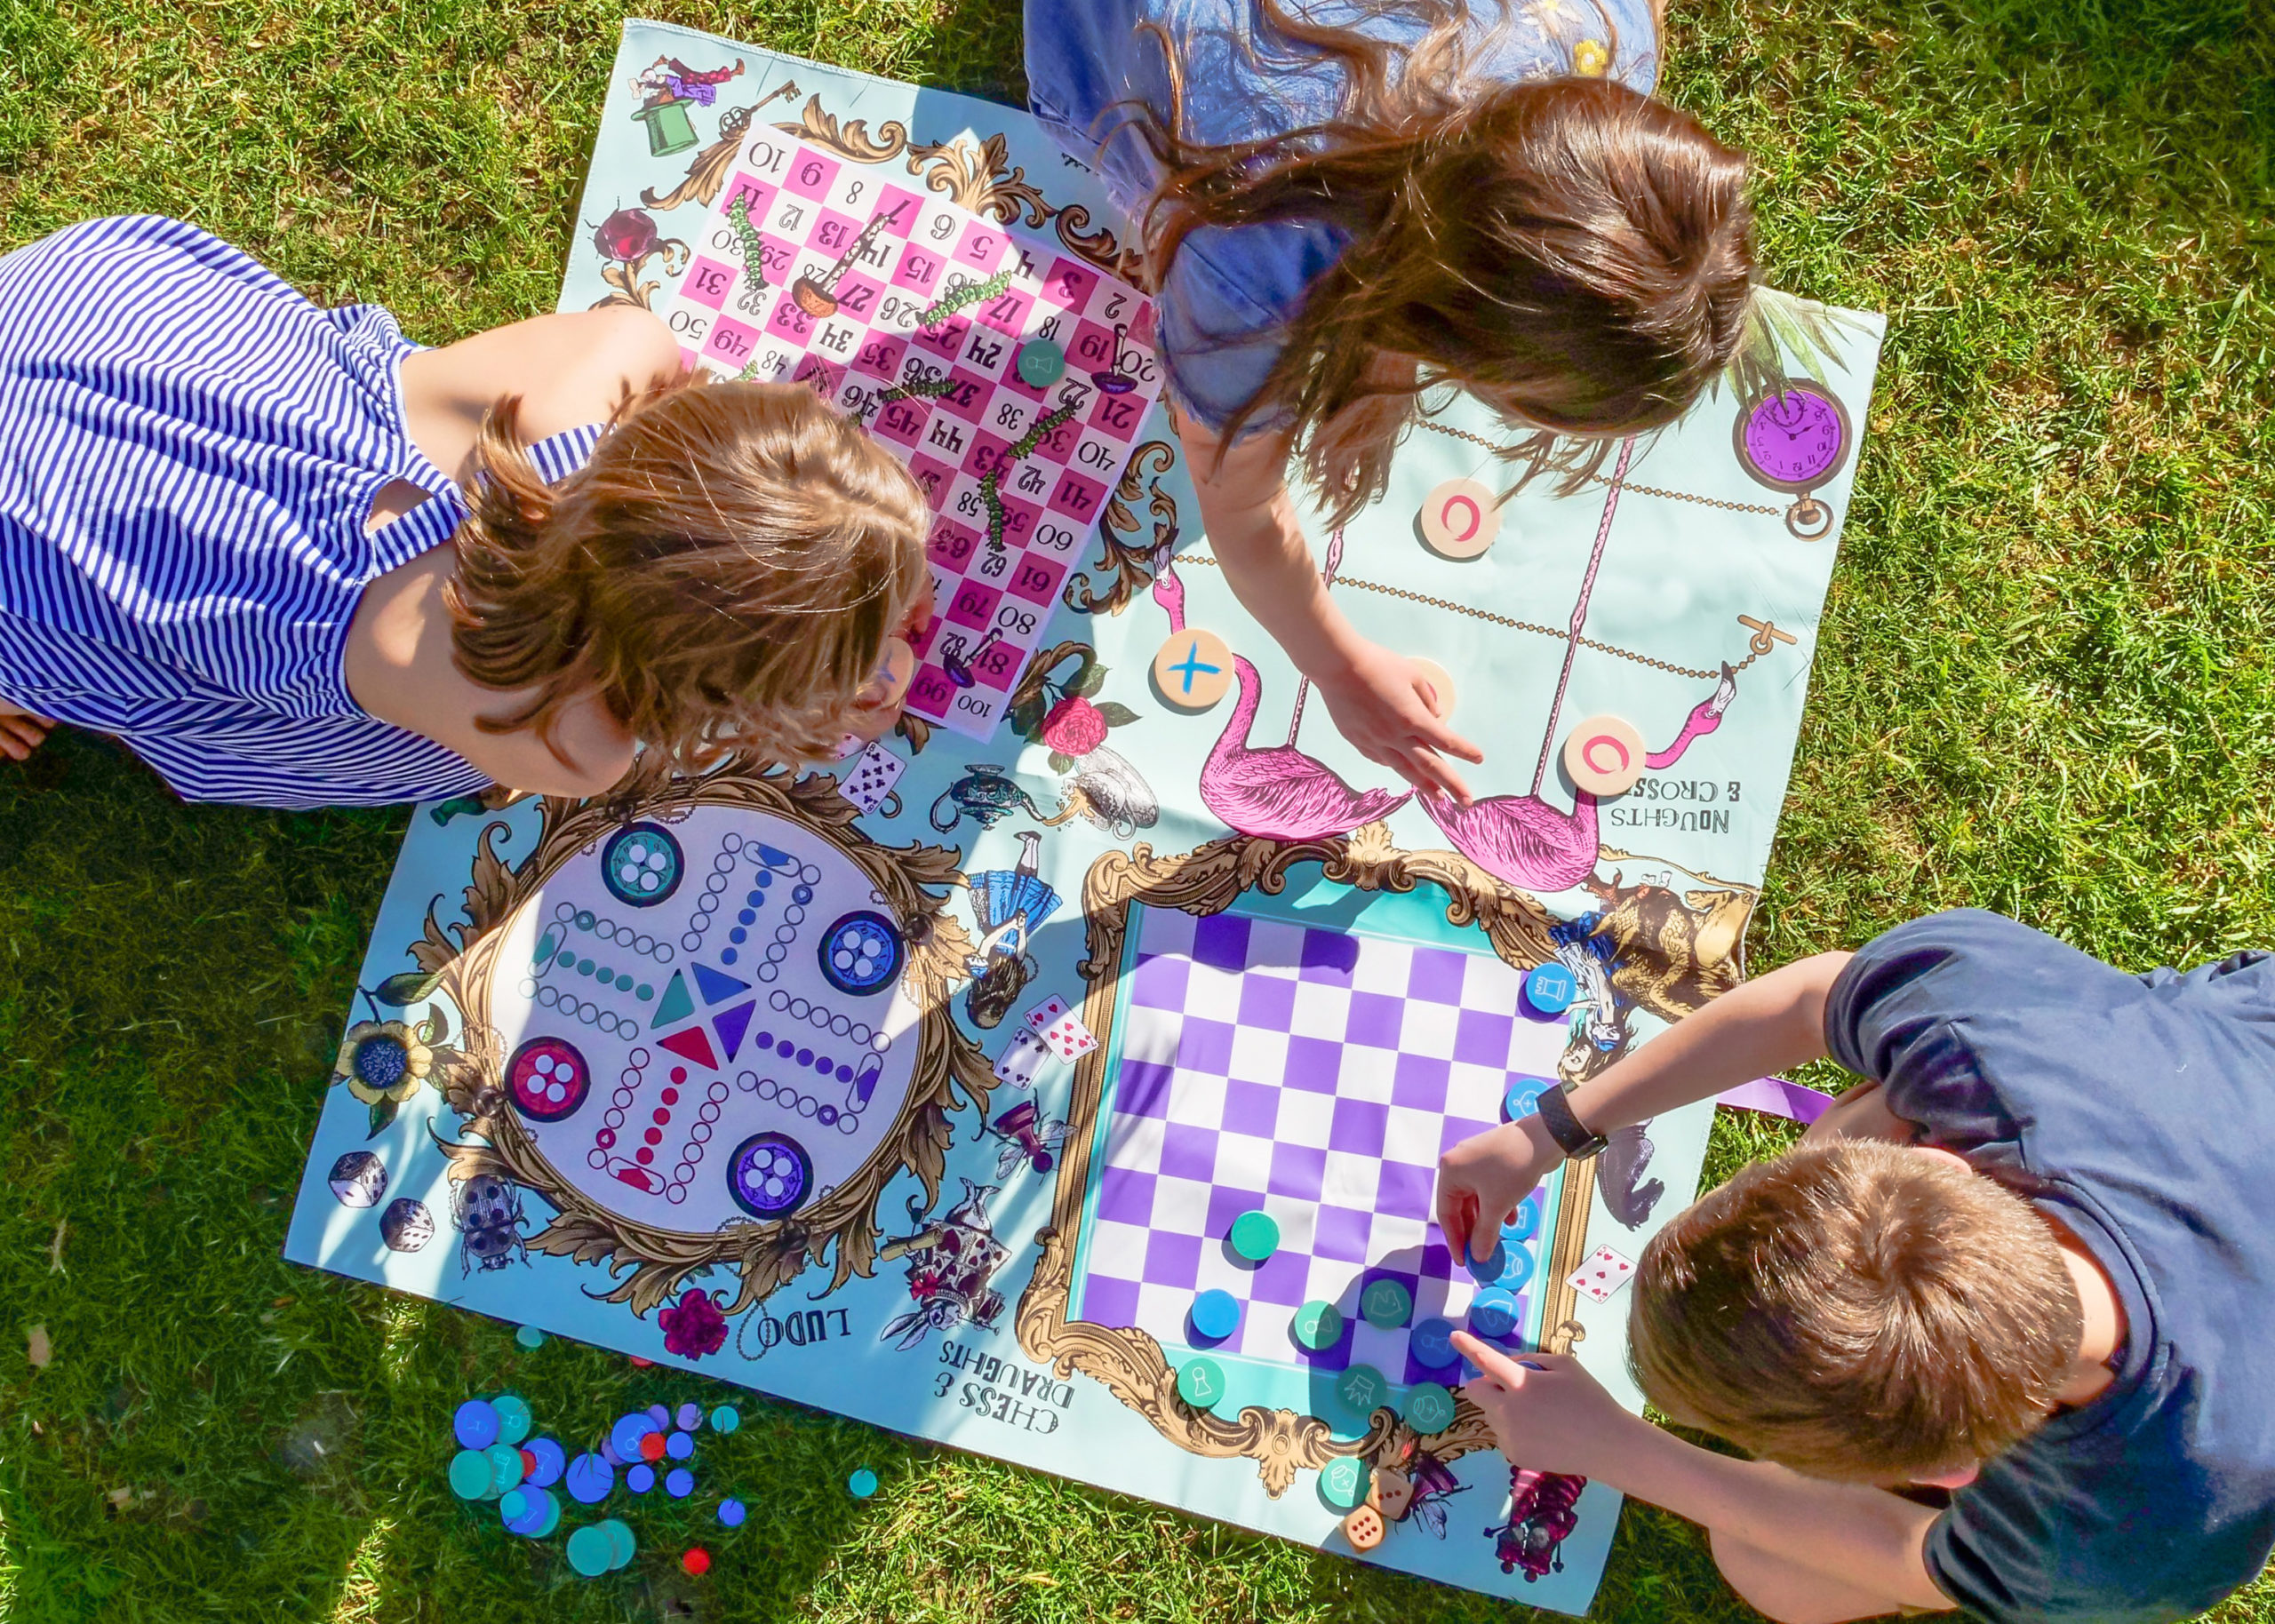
xmin=1411 ymin=657 xmax=1456 ymax=720
xmin=1152 ymin=629 xmax=1234 ymax=712
xmin=1418 ymin=478 xmax=1502 ymax=560
xmin=1562 ymin=714 xmax=1648 ymax=796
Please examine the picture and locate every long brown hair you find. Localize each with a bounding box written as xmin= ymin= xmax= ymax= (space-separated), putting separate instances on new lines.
xmin=1125 ymin=0 xmax=1757 ymax=524
xmin=445 ymin=375 xmax=930 ymax=785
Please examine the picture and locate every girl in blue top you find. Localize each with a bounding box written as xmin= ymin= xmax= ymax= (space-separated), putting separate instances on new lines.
xmin=0 ymin=216 xmax=932 ymax=808
xmin=1028 ymin=0 xmax=1757 ymax=800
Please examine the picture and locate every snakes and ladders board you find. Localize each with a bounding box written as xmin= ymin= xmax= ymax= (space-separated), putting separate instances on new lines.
xmin=657 ymin=128 xmax=1168 ymax=741
xmin=285 ymin=21 xmax=1887 ymax=1613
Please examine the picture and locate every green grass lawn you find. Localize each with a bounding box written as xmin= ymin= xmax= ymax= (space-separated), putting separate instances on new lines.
xmin=1 ymin=0 xmax=2271 ymax=1618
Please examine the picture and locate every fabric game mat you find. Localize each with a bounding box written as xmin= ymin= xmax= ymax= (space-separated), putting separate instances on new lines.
xmin=283 ymin=20 xmax=1885 ymax=1611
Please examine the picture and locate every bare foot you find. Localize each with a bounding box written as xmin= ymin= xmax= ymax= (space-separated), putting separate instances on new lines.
xmin=0 ymin=698 xmax=53 ymax=761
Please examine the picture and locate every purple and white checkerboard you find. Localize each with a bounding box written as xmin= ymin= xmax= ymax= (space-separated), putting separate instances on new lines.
xmin=1076 ymin=908 xmax=1569 ymax=1383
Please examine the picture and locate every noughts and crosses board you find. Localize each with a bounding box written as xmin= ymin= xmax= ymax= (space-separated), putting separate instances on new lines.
xmin=659 ymin=129 xmax=1169 ymax=740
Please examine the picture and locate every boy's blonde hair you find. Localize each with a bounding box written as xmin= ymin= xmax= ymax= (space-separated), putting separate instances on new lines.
xmin=1628 ymin=1140 xmax=2082 ymax=1483
xmin=446 ymin=375 xmax=930 ymax=783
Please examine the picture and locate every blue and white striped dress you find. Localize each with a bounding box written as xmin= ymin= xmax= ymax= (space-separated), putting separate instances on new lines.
xmin=0 ymin=215 xmax=603 ymax=808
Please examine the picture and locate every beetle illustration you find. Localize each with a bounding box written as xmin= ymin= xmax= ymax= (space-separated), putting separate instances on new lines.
xmin=1488 ymin=1465 xmax=1588 ymax=1580
xmin=986 ymin=1099 xmax=1071 ymax=1178
xmin=450 ymin=1172 xmax=531 ymax=1277
xmin=1398 ymin=1450 xmax=1470 ymax=1539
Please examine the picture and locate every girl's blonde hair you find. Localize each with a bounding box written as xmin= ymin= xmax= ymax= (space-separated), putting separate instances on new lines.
xmin=445 ymin=375 xmax=930 ymax=785
xmin=1128 ymin=0 xmax=1758 ymax=525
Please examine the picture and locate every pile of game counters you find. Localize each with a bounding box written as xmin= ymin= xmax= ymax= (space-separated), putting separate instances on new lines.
xmin=448 ymin=1389 xmax=757 ymax=1577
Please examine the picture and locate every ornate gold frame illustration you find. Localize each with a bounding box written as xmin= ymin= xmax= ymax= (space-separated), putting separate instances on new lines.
xmin=421 ymin=768 xmax=994 ymax=1318
xmin=1015 ymin=821 xmax=1607 ymax=1495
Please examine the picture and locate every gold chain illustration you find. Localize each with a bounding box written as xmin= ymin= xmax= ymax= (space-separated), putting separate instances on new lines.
xmin=1170 ymin=555 xmax=1793 ymax=679
xmin=1412 ymin=418 xmax=1785 ymax=516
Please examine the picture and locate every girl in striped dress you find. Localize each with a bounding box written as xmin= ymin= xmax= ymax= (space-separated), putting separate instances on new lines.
xmin=0 ymin=215 xmax=932 ymax=808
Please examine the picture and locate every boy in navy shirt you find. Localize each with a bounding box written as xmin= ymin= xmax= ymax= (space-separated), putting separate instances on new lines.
xmin=1435 ymin=910 xmax=2275 ymax=1622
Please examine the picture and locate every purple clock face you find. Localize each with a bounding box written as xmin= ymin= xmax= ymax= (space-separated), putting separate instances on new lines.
xmin=1740 ymin=386 xmax=1848 ymax=487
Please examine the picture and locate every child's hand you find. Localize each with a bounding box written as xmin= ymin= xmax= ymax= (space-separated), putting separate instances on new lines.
xmin=1453 ymin=1337 xmax=1635 ymax=1479
xmin=1317 ymin=641 xmax=1483 ymax=803
xmin=0 ymin=696 xmax=54 ymax=761
xmin=1436 ymin=1114 xmax=1563 ymax=1264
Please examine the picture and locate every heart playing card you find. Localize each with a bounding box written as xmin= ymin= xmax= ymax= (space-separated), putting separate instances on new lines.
xmin=1566 ymin=1244 xmax=1636 ymax=1304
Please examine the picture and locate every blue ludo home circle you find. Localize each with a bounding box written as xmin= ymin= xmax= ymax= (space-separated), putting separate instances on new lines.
xmin=727 ymin=1130 xmax=813 ymax=1218
xmin=818 ymin=910 xmax=904 ymax=996
xmin=600 ymin=822 xmax=684 ymax=909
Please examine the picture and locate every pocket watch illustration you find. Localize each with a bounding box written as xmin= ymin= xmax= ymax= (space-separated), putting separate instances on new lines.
xmin=1734 ymin=382 xmax=1853 ymax=540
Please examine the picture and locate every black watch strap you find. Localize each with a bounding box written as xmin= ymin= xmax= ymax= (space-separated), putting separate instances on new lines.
xmin=1534 ymin=1083 xmax=1610 ymax=1159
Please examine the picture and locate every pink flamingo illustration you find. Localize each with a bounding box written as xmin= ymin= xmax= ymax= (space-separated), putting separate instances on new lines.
xmin=1153 ymin=539 xmax=1413 ymax=841
xmin=1420 ymin=438 xmax=1743 ymax=894
xmin=1421 ymin=663 xmax=1736 ymax=892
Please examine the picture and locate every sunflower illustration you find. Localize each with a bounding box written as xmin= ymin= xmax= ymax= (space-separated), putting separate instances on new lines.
xmin=334 ymin=1021 xmax=435 ymax=1106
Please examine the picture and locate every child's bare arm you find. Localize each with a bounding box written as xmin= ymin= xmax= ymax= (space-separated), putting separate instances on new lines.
xmin=1437 ymin=951 xmax=1851 ymax=1262
xmin=1457 ymin=1334 xmax=1954 ymax=1620
xmin=1170 ymin=411 xmax=1483 ymax=801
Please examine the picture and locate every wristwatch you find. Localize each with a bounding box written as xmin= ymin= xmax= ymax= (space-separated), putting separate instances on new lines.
xmin=1533 ymin=1083 xmax=1610 ymax=1160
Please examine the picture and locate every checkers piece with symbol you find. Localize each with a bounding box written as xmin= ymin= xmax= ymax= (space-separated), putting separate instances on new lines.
xmin=1468 ymin=1287 xmax=1519 ymax=1339
xmin=1291 ymin=1299 xmax=1344 ymax=1352
xmin=1503 ymin=1074 xmax=1553 ymax=1123
xmin=1403 ymin=1381 xmax=1458 ymax=1434
xmin=1563 ymin=714 xmax=1648 ymax=796
xmin=491 ymin=1393 xmax=532 ymax=1446
xmin=453 ymin=1398 xmax=500 ymax=1450
xmin=1418 ymin=477 xmax=1502 ymax=559
xmin=1333 ymin=1363 xmax=1389 ymax=1416
xmin=1409 ymin=1317 xmax=1459 ymax=1370
xmin=1319 ymin=1454 xmax=1372 ymax=1511
xmin=1016 ymin=338 xmax=1065 ymax=386
xmin=1229 ymin=1208 xmax=1280 ymax=1263
xmin=1151 ymin=629 xmax=1234 ymax=712
xmin=1177 ymin=1356 xmax=1227 ymax=1412
xmin=1359 ymin=1278 xmax=1412 ymax=1330
xmin=1523 ymin=961 xmax=1577 ymax=1016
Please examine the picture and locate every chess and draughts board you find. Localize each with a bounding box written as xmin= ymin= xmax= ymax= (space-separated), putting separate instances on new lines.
xmin=1074 ymin=904 xmax=1582 ymax=1400
xmin=657 ymin=128 xmax=1167 ymax=740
